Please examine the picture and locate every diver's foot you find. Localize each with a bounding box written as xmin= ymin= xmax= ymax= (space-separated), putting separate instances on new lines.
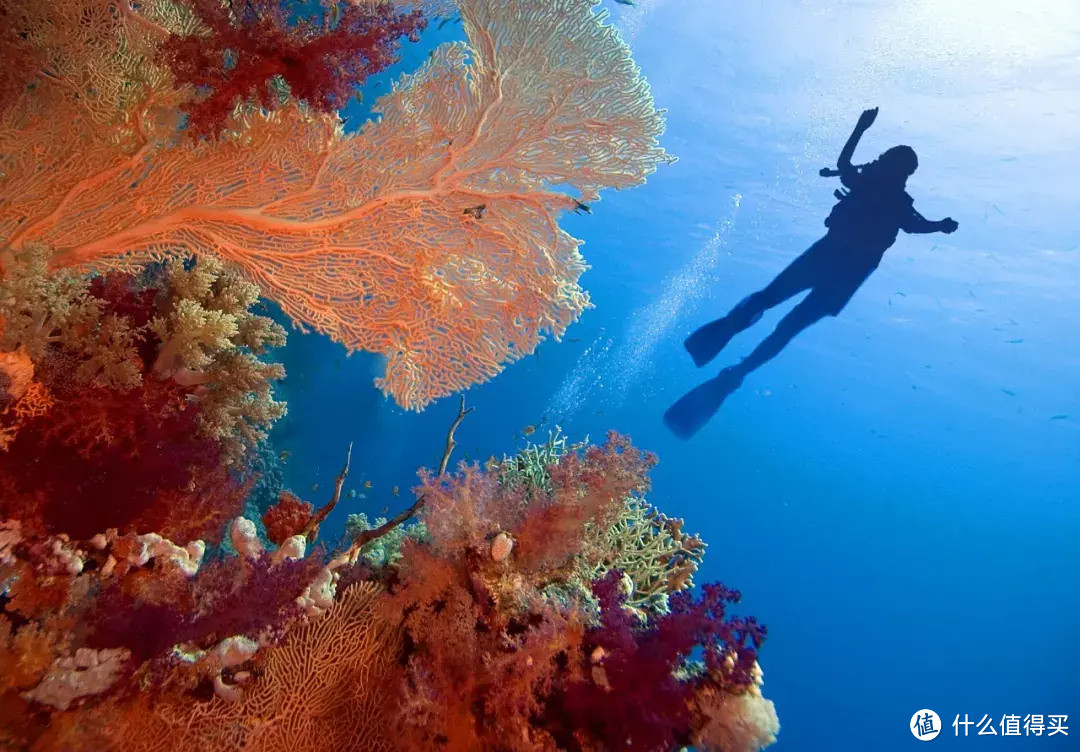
xmin=663 ymin=367 xmax=746 ymax=440
xmin=684 ymin=318 xmax=740 ymax=368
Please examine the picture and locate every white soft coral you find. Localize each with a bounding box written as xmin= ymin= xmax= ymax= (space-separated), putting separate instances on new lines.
xmin=693 ymin=663 xmax=780 ymax=752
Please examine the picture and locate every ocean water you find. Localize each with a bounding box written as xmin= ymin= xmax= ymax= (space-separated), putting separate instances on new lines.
xmin=274 ymin=1 xmax=1080 ymax=749
xmin=3 ymin=0 xmax=1076 ymax=748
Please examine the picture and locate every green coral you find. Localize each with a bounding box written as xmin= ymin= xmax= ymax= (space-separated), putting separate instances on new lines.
xmin=344 ymin=512 xmax=428 ymax=568
xmin=150 ymin=256 xmax=287 ymax=462
xmin=0 ymin=243 xmax=141 ymax=390
xmin=495 ymin=427 xmax=589 ymax=496
xmin=579 ymin=497 xmax=707 ymax=615
xmin=497 ymin=428 xmax=706 ymax=615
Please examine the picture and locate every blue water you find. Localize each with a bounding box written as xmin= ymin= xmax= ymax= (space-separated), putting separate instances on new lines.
xmin=274 ymin=1 xmax=1079 ymax=749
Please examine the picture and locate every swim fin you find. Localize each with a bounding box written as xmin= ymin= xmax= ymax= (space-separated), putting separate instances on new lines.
xmin=663 ymin=368 xmax=744 ymax=440
xmin=683 ymin=318 xmax=741 ymax=367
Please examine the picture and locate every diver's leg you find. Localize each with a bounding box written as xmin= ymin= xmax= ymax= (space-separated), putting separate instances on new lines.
xmin=666 ymin=284 xmax=853 ymax=440
xmin=729 ymin=289 xmax=838 ymax=380
xmin=684 ymin=248 xmax=820 ymax=367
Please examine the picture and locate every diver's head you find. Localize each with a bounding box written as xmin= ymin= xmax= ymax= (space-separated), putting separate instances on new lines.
xmin=877 ymin=145 xmax=918 ymax=179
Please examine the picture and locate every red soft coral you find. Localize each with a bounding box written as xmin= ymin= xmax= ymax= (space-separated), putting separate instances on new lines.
xmin=161 ymin=0 xmax=427 ymax=137
xmin=0 ymin=377 xmax=240 ymax=542
xmin=262 ymin=490 xmax=314 ymax=545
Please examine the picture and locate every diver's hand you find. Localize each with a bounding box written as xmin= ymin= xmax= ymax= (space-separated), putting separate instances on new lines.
xmin=856 ymin=107 xmax=879 ymax=130
xmin=939 ymin=217 xmax=958 ymax=234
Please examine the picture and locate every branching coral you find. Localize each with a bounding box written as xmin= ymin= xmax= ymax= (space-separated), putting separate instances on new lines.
xmin=581 ymin=497 xmax=708 ymax=615
xmin=343 ymin=512 xmax=426 ymax=568
xmin=2 ymin=0 xmax=674 ymax=410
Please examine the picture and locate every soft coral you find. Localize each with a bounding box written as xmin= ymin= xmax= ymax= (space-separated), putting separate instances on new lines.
xmin=162 ymin=0 xmax=427 ymax=137
xmin=550 ymin=571 xmax=767 ymax=752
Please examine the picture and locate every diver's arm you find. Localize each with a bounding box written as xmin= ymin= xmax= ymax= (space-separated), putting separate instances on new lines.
xmin=902 ymin=209 xmax=958 ymax=234
xmin=835 ymin=108 xmax=879 ymax=187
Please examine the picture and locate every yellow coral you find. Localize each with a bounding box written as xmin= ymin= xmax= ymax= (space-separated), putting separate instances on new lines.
xmin=0 ymin=244 xmax=142 ymax=390
xmin=150 ymin=256 xmax=286 ymax=461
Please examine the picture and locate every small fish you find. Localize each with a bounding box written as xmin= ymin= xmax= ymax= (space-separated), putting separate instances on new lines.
xmin=381 ymin=506 xmax=389 ymax=516
xmin=392 ymin=485 xmax=400 ymax=497
xmin=484 ymin=456 xmax=499 ymax=472
xmin=1049 ymin=414 xmax=1069 ymax=421
xmin=311 ymin=484 xmax=319 ymax=493
xmin=522 ymin=425 xmax=536 ymax=437
xmin=1001 ymin=389 xmax=1016 ymax=397
xmin=613 ymin=0 xmax=634 ymax=5
xmin=567 ymin=337 xmax=582 ymax=343
xmin=348 ymin=489 xmax=358 ymax=498
xmin=363 ymin=480 xmax=373 ymax=490
xmin=278 ymin=450 xmax=291 ymax=461
xmin=572 ymin=200 xmax=592 ymax=215
xmin=1005 ymin=338 xmax=1024 ymax=344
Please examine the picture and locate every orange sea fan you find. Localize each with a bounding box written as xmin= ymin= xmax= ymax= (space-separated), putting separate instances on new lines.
xmin=95 ymin=582 xmax=401 ymax=752
xmin=1 ymin=0 xmax=673 ymax=410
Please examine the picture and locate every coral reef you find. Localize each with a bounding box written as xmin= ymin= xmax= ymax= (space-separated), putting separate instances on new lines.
xmin=0 ymin=1 xmax=778 ymax=750
xmin=161 ymin=0 xmax=427 ymax=137
xmin=0 ymin=251 xmax=286 ymax=542
xmin=1 ymin=0 xmax=674 ymax=409
xmin=0 ymin=401 xmax=778 ymax=752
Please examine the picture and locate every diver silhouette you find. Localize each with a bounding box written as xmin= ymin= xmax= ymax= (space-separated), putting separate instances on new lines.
xmin=664 ymin=107 xmax=958 ymax=440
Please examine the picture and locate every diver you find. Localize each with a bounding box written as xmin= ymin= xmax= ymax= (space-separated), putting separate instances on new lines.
xmin=664 ymin=107 xmax=958 ymax=440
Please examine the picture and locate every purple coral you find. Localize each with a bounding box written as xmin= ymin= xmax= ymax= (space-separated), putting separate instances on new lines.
xmin=552 ymin=570 xmax=766 ymax=751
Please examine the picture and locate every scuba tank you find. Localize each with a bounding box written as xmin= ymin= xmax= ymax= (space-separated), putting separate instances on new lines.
xmin=819 ymin=163 xmax=872 ymax=230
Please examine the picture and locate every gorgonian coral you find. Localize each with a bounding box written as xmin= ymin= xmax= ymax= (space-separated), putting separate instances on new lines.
xmin=1 ymin=0 xmax=673 ymax=410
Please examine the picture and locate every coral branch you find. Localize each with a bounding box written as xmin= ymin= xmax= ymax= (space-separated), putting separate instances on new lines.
xmin=302 ymin=442 xmax=352 ymax=541
xmin=438 ymin=394 xmax=474 ymax=475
